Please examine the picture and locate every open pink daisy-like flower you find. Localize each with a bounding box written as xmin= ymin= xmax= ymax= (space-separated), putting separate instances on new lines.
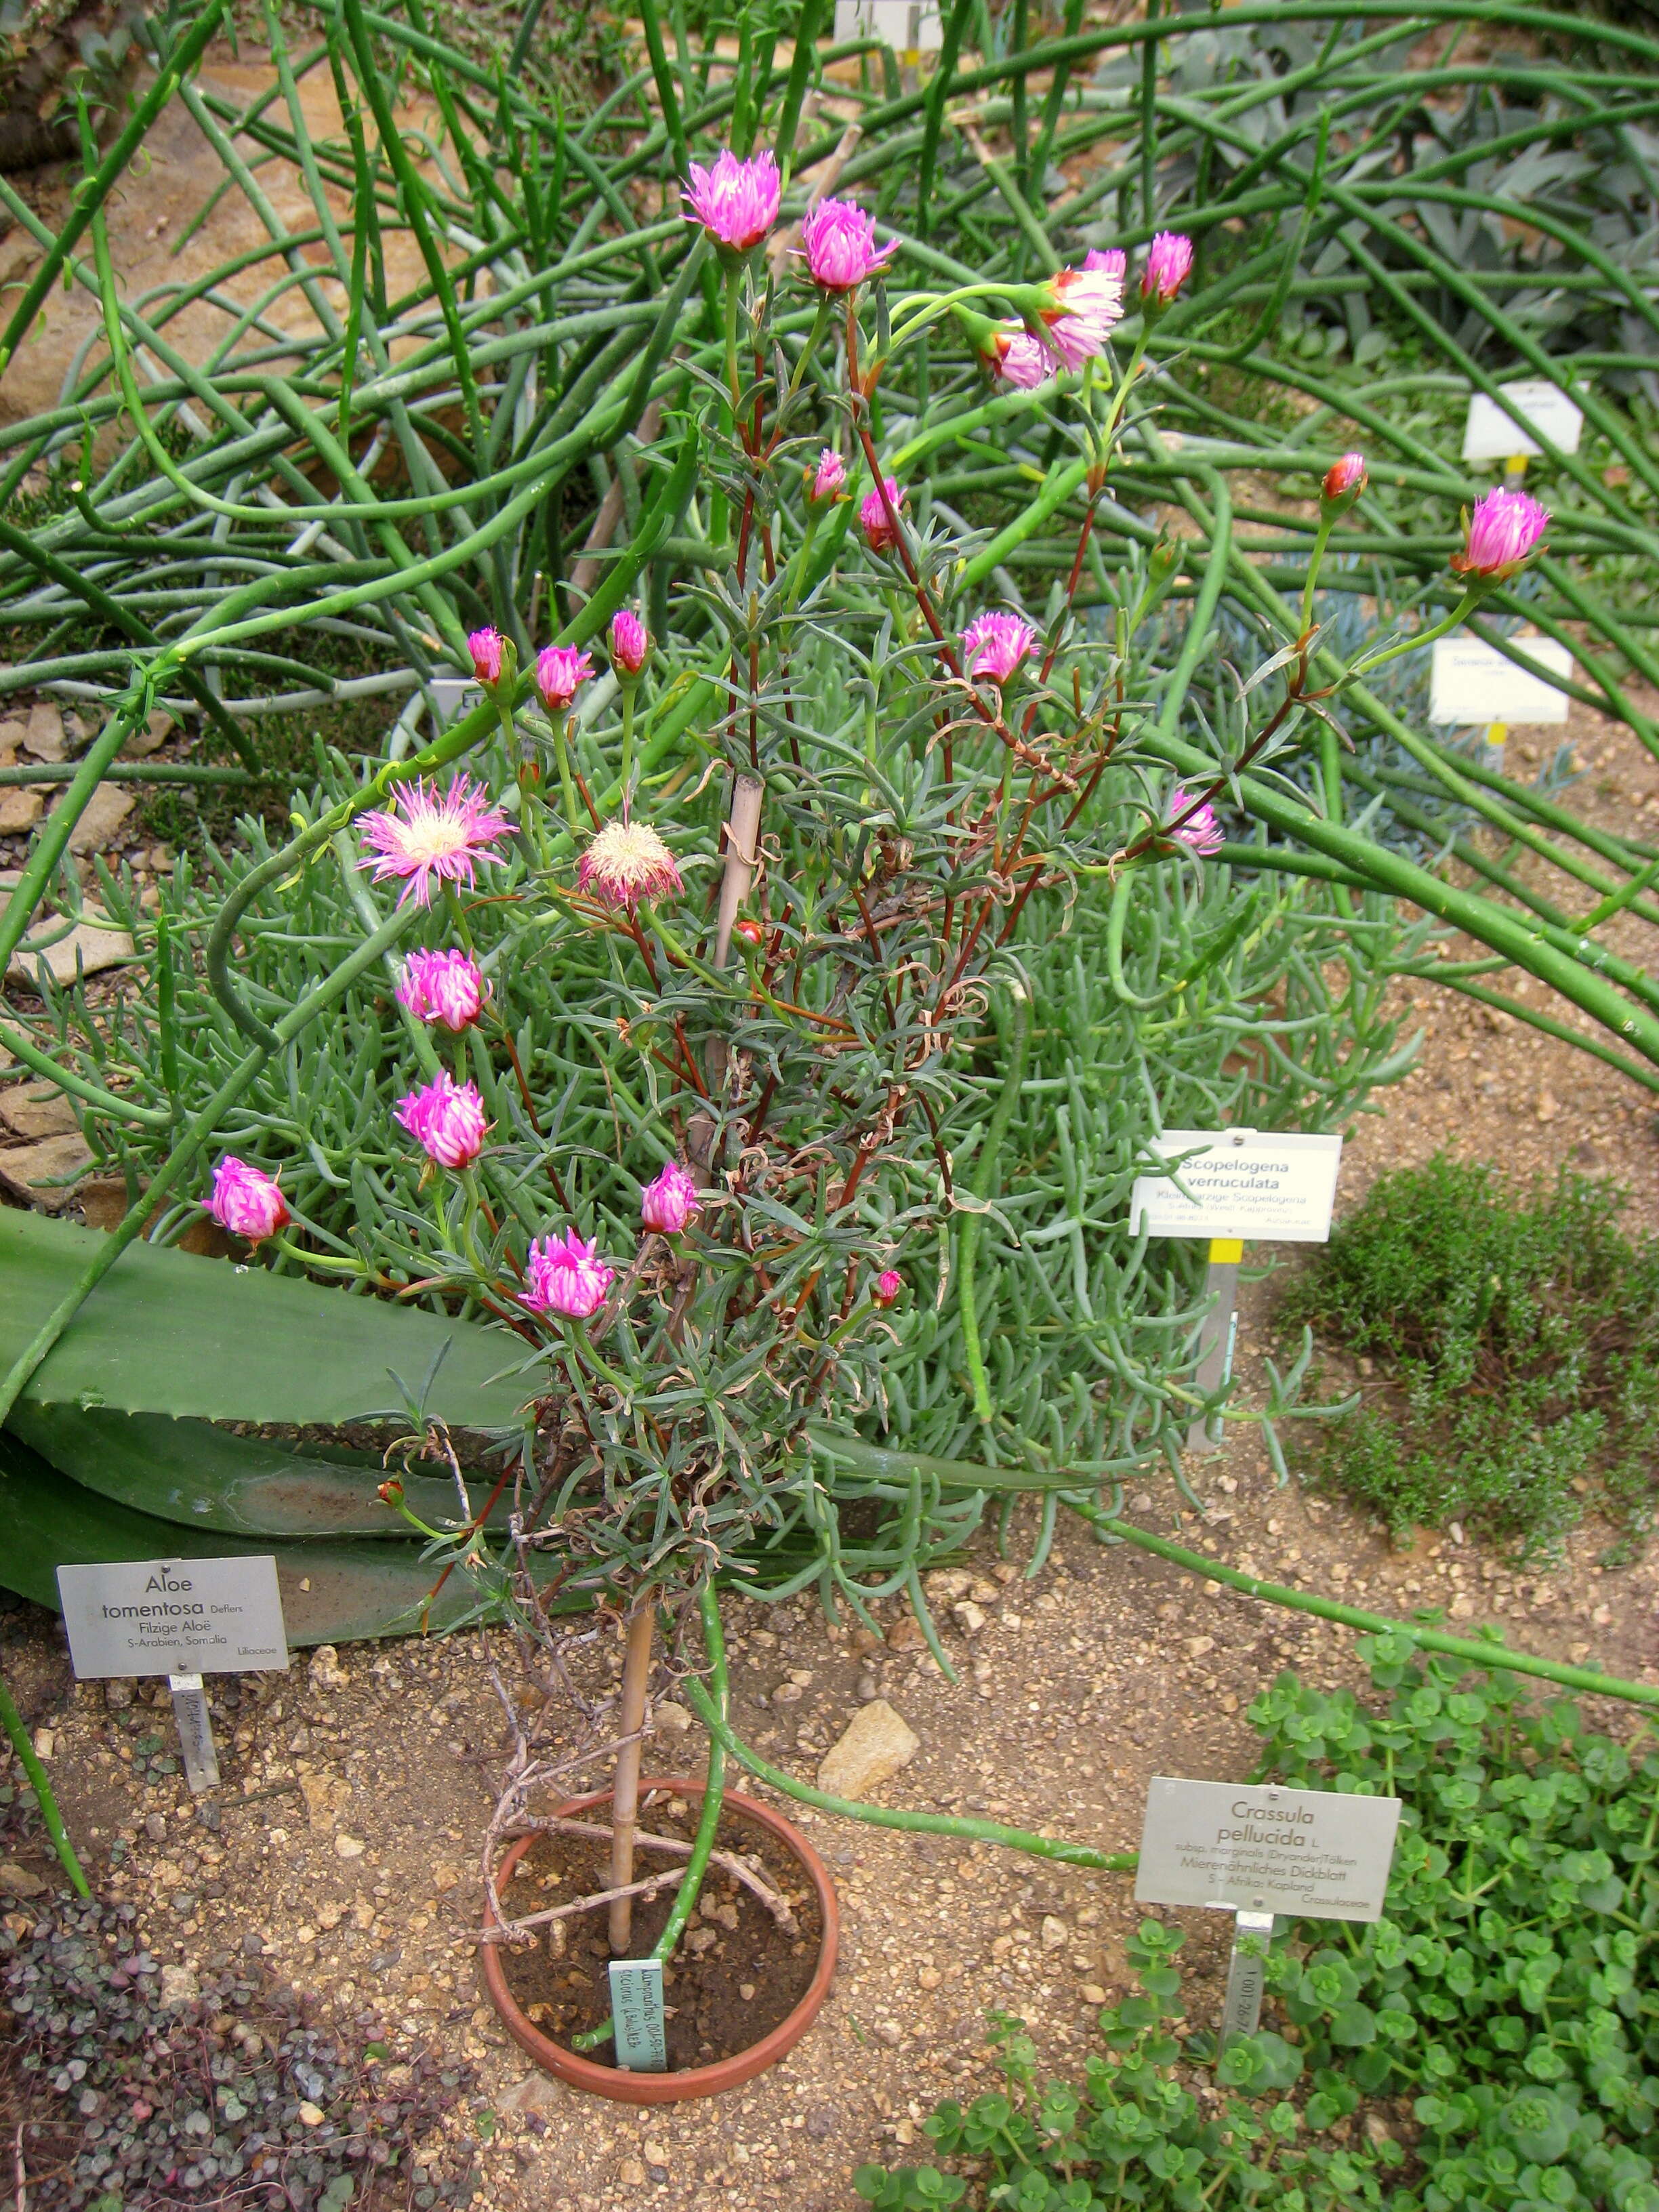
xmin=521 ymin=1228 xmax=614 ymax=1319
xmin=809 ymin=448 xmax=846 ymax=504
xmin=798 ymin=196 xmax=897 ymax=291
xmin=962 ymin=610 xmax=1038 ymax=686
xmin=205 ymin=1155 xmax=289 ymax=1243
xmin=682 ymin=148 xmax=781 ymax=255
xmin=1141 ymin=231 xmax=1194 ymax=306
xmin=468 ymin=628 xmax=506 ymax=685
xmin=394 ymin=1070 xmax=489 ymax=1170
xmin=1452 ymin=487 xmax=1550 ymax=580
xmin=578 ymin=819 xmax=684 ymax=911
xmin=609 ymin=610 xmax=649 ymax=676
xmin=536 ymin=644 xmax=594 ymax=714
xmin=859 ymin=477 xmax=906 ymax=554
xmin=358 ymin=774 xmax=513 ymax=910
xmin=1084 ymin=247 xmax=1127 ymax=278
xmin=396 ymin=948 xmax=487 ymax=1033
xmin=988 ymin=323 xmax=1055 ymax=390
xmin=1163 ymin=783 xmax=1224 ymax=859
xmin=640 ymin=1160 xmax=701 ymax=1235
xmin=1043 ymin=263 xmax=1124 ymax=369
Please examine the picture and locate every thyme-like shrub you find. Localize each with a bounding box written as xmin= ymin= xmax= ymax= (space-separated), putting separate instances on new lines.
xmin=861 ymin=1642 xmax=1659 ymax=2212
xmin=1280 ymin=1158 xmax=1659 ymax=1559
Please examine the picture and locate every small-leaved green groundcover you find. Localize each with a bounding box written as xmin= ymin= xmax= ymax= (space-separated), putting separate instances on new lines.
xmin=858 ymin=1637 xmax=1659 ymax=2211
xmin=1279 ymin=1157 xmax=1659 ymax=1561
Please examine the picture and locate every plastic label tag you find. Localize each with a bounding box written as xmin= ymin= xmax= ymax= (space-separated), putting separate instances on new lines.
xmin=834 ymin=0 xmax=944 ymax=50
xmin=609 ymin=1959 xmax=668 ymax=2072
xmin=1136 ymin=1776 xmax=1401 ymax=1922
xmin=1429 ymin=636 xmax=1572 ymax=726
xmin=1130 ymin=1129 xmax=1343 ymax=1244
xmin=1461 ymin=380 xmax=1584 ymax=460
xmin=428 ymin=678 xmax=484 ymax=727
xmin=56 ymin=1557 xmax=289 ymax=1678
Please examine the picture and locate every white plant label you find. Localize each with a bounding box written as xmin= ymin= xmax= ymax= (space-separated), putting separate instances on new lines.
xmin=609 ymin=1958 xmax=668 ymax=2071
xmin=428 ymin=676 xmax=483 ymax=727
xmin=834 ymin=0 xmax=944 ymax=50
xmin=1136 ymin=1776 xmax=1402 ymax=1922
xmin=1461 ymin=380 xmax=1584 ymax=461
xmin=1129 ymin=1129 xmax=1343 ymax=1243
xmin=56 ymin=1557 xmax=289 ymax=1679
xmin=1429 ymin=636 xmax=1572 ymax=726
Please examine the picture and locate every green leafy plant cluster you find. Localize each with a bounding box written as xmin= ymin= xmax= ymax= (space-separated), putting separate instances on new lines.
xmin=859 ymin=1639 xmax=1659 ymax=2211
xmin=1280 ymin=1157 xmax=1659 ymax=1558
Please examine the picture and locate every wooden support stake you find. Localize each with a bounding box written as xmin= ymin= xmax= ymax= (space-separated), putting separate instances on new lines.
xmin=609 ymin=1603 xmax=657 ymax=1954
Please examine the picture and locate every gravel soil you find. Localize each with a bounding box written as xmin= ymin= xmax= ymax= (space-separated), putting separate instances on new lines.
xmin=1 ymin=695 xmax=1657 ymax=2209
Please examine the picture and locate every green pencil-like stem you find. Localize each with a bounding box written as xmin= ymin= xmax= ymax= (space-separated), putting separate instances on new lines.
xmin=0 ymin=1673 xmax=89 ymax=1898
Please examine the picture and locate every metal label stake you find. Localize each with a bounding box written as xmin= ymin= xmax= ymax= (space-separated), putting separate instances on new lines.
xmin=1188 ymin=1235 xmax=1242 ymax=1455
xmin=167 ymin=1673 xmax=221 ymax=1795
xmin=1220 ymin=1909 xmax=1276 ymax=2047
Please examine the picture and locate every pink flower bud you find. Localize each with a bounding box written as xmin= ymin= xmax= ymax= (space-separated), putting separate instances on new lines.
xmin=1164 ymin=783 xmax=1224 ymax=859
xmin=396 ymin=948 xmax=487 ymax=1033
xmin=809 ymin=448 xmax=846 ymax=504
xmin=640 ymin=1160 xmax=701 ymax=1235
xmin=681 ymin=148 xmax=781 ymax=255
xmin=1084 ymin=247 xmax=1127 ymax=278
xmin=1452 ymin=487 xmax=1549 ymax=580
xmin=394 ymin=1069 xmax=489 ymax=1170
xmin=521 ymin=1228 xmax=615 ymax=1319
xmin=205 ymin=1155 xmax=289 ymax=1243
xmin=468 ymin=628 xmax=506 ymax=686
xmin=872 ymin=1269 xmax=902 ymax=1307
xmin=859 ymin=477 xmax=905 ymax=554
xmin=962 ymin=610 xmax=1038 ymax=687
xmin=1141 ymin=231 xmax=1194 ymax=306
xmin=1323 ymin=452 xmax=1368 ymax=505
xmin=609 ymin=609 xmax=649 ymax=676
xmin=798 ymin=195 xmax=897 ymax=291
xmin=535 ymin=643 xmax=594 ymax=714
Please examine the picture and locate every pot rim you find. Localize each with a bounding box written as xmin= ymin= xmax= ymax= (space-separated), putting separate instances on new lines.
xmin=479 ymin=1774 xmax=839 ymax=2104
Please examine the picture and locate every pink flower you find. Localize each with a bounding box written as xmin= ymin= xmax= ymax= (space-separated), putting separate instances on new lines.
xmin=1141 ymin=231 xmax=1194 ymax=306
xmin=798 ymin=196 xmax=897 ymax=291
xmin=1164 ymin=783 xmax=1224 ymax=859
xmin=989 ymin=324 xmax=1054 ymax=390
xmin=1323 ymin=452 xmax=1367 ymax=504
xmin=1044 ymin=264 xmax=1124 ymax=369
xmin=1452 ymin=487 xmax=1550 ymax=580
xmin=577 ymin=819 xmax=683 ymax=910
xmin=468 ymin=628 xmax=506 ymax=685
xmin=682 ymin=148 xmax=781 ymax=254
xmin=610 ymin=610 xmax=649 ymax=676
xmin=394 ymin=1070 xmax=489 ymax=1170
xmin=535 ymin=644 xmax=594 ymax=714
xmin=396 ymin=948 xmax=487 ymax=1033
xmin=872 ymin=1269 xmax=902 ymax=1307
xmin=358 ymin=774 xmax=514 ymax=910
xmin=859 ymin=477 xmax=905 ymax=554
xmin=205 ymin=1155 xmax=289 ymax=1244
xmin=809 ymin=448 xmax=846 ymax=504
xmin=640 ymin=1160 xmax=701 ymax=1235
xmin=962 ymin=610 xmax=1038 ymax=686
xmin=1084 ymin=247 xmax=1126 ymax=278
xmin=521 ymin=1228 xmax=615 ymax=1319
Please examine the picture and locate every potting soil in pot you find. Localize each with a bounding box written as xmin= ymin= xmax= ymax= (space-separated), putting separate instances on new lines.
xmin=499 ymin=1793 xmax=825 ymax=2068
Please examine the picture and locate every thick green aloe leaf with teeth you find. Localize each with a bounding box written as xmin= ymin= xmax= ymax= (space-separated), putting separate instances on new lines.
xmin=5 ymin=1401 xmax=510 ymax=1538
xmin=0 ymin=1209 xmax=535 ymax=1427
xmin=0 ymin=1429 xmax=565 ymax=1645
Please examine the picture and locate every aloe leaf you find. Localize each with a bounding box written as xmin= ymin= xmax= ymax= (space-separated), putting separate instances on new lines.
xmin=0 ymin=1429 xmax=562 ymax=1646
xmin=5 ymin=1402 xmax=510 ymax=1538
xmin=0 ymin=1210 xmax=535 ymax=1428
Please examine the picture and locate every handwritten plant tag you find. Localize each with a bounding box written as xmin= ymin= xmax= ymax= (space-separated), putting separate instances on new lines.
xmin=1429 ymin=636 xmax=1572 ymax=726
xmin=1130 ymin=1130 xmax=1343 ymax=1243
xmin=609 ymin=1959 xmax=668 ymax=2071
xmin=1136 ymin=1776 xmax=1401 ymax=1922
xmin=1461 ymin=380 xmax=1584 ymax=461
xmin=834 ymin=0 xmax=944 ymax=49
xmin=56 ymin=1557 xmax=289 ymax=1677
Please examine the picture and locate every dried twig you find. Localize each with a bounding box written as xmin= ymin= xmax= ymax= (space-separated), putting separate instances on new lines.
xmin=478 ymin=1866 xmax=684 ymax=1944
xmin=506 ymin=1814 xmax=798 ymax=1931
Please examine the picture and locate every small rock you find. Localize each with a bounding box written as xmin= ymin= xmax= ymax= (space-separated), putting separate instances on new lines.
xmin=334 ymin=1833 xmax=366 ymax=1859
xmin=125 ymin=711 xmax=173 ymax=759
xmin=145 ymin=1812 xmax=167 ymax=1842
xmin=874 ymin=2020 xmax=902 ymax=2048
xmin=0 ymin=1134 xmax=94 ymax=1212
xmin=1 ymin=1084 xmax=78 ymax=1139
xmin=22 ymin=704 xmax=65 ymax=762
xmin=432 ymin=1864 xmax=462 ymax=1892
xmin=618 ymin=2158 xmax=647 ymax=2186
xmin=1041 ymin=1915 xmax=1068 ymax=1952
xmin=308 ymin=1645 xmax=346 ymax=1692
xmin=642 ymin=2137 xmax=670 ymax=2167
xmin=159 ymin=1963 xmax=199 ymax=2007
xmin=856 ymin=1673 xmax=880 ymax=1702
xmin=1183 ymin=1635 xmax=1215 ymax=1658
xmin=968 ymin=1579 xmax=999 ymax=1604
xmin=0 ymin=720 xmax=25 ymax=761
xmin=952 ymin=1601 xmax=986 ymax=1637
xmin=104 ymin=1679 xmax=135 ymax=1711
xmin=805 ymin=2107 xmax=839 ymax=2140
xmin=298 ymin=1771 xmax=350 ymax=1834
xmin=884 ymin=1616 xmax=925 ymax=1653
xmin=923 ymin=1570 xmax=972 ymax=1602
xmin=817 ymin=1700 xmax=920 ymax=1799
xmin=0 ymin=790 xmax=43 ymax=836
xmin=651 ymin=1701 xmax=693 ymax=1735
xmin=0 ymin=1863 xmax=45 ymax=1898
xmin=1535 ymin=1088 xmax=1559 ymax=1124
xmin=917 ymin=1965 xmax=942 ymax=1989
xmin=56 ymin=785 xmax=135 ymax=857
xmin=738 ymin=1983 xmax=756 ymax=2002
xmin=499 ymin=2072 xmax=560 ymax=2118
xmin=1081 ymin=1983 xmax=1107 ymax=2005
xmin=30 ymin=1728 xmax=53 ymax=1759
xmin=9 ymin=911 xmax=134 ymax=990
xmin=297 ymin=2100 xmax=326 ymax=2127
xmin=850 ymin=1627 xmax=884 ymax=1657
xmin=1448 ymin=1593 xmax=1476 ymax=1620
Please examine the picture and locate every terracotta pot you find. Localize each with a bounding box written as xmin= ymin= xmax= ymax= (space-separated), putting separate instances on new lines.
xmin=480 ymin=1775 xmax=839 ymax=2104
